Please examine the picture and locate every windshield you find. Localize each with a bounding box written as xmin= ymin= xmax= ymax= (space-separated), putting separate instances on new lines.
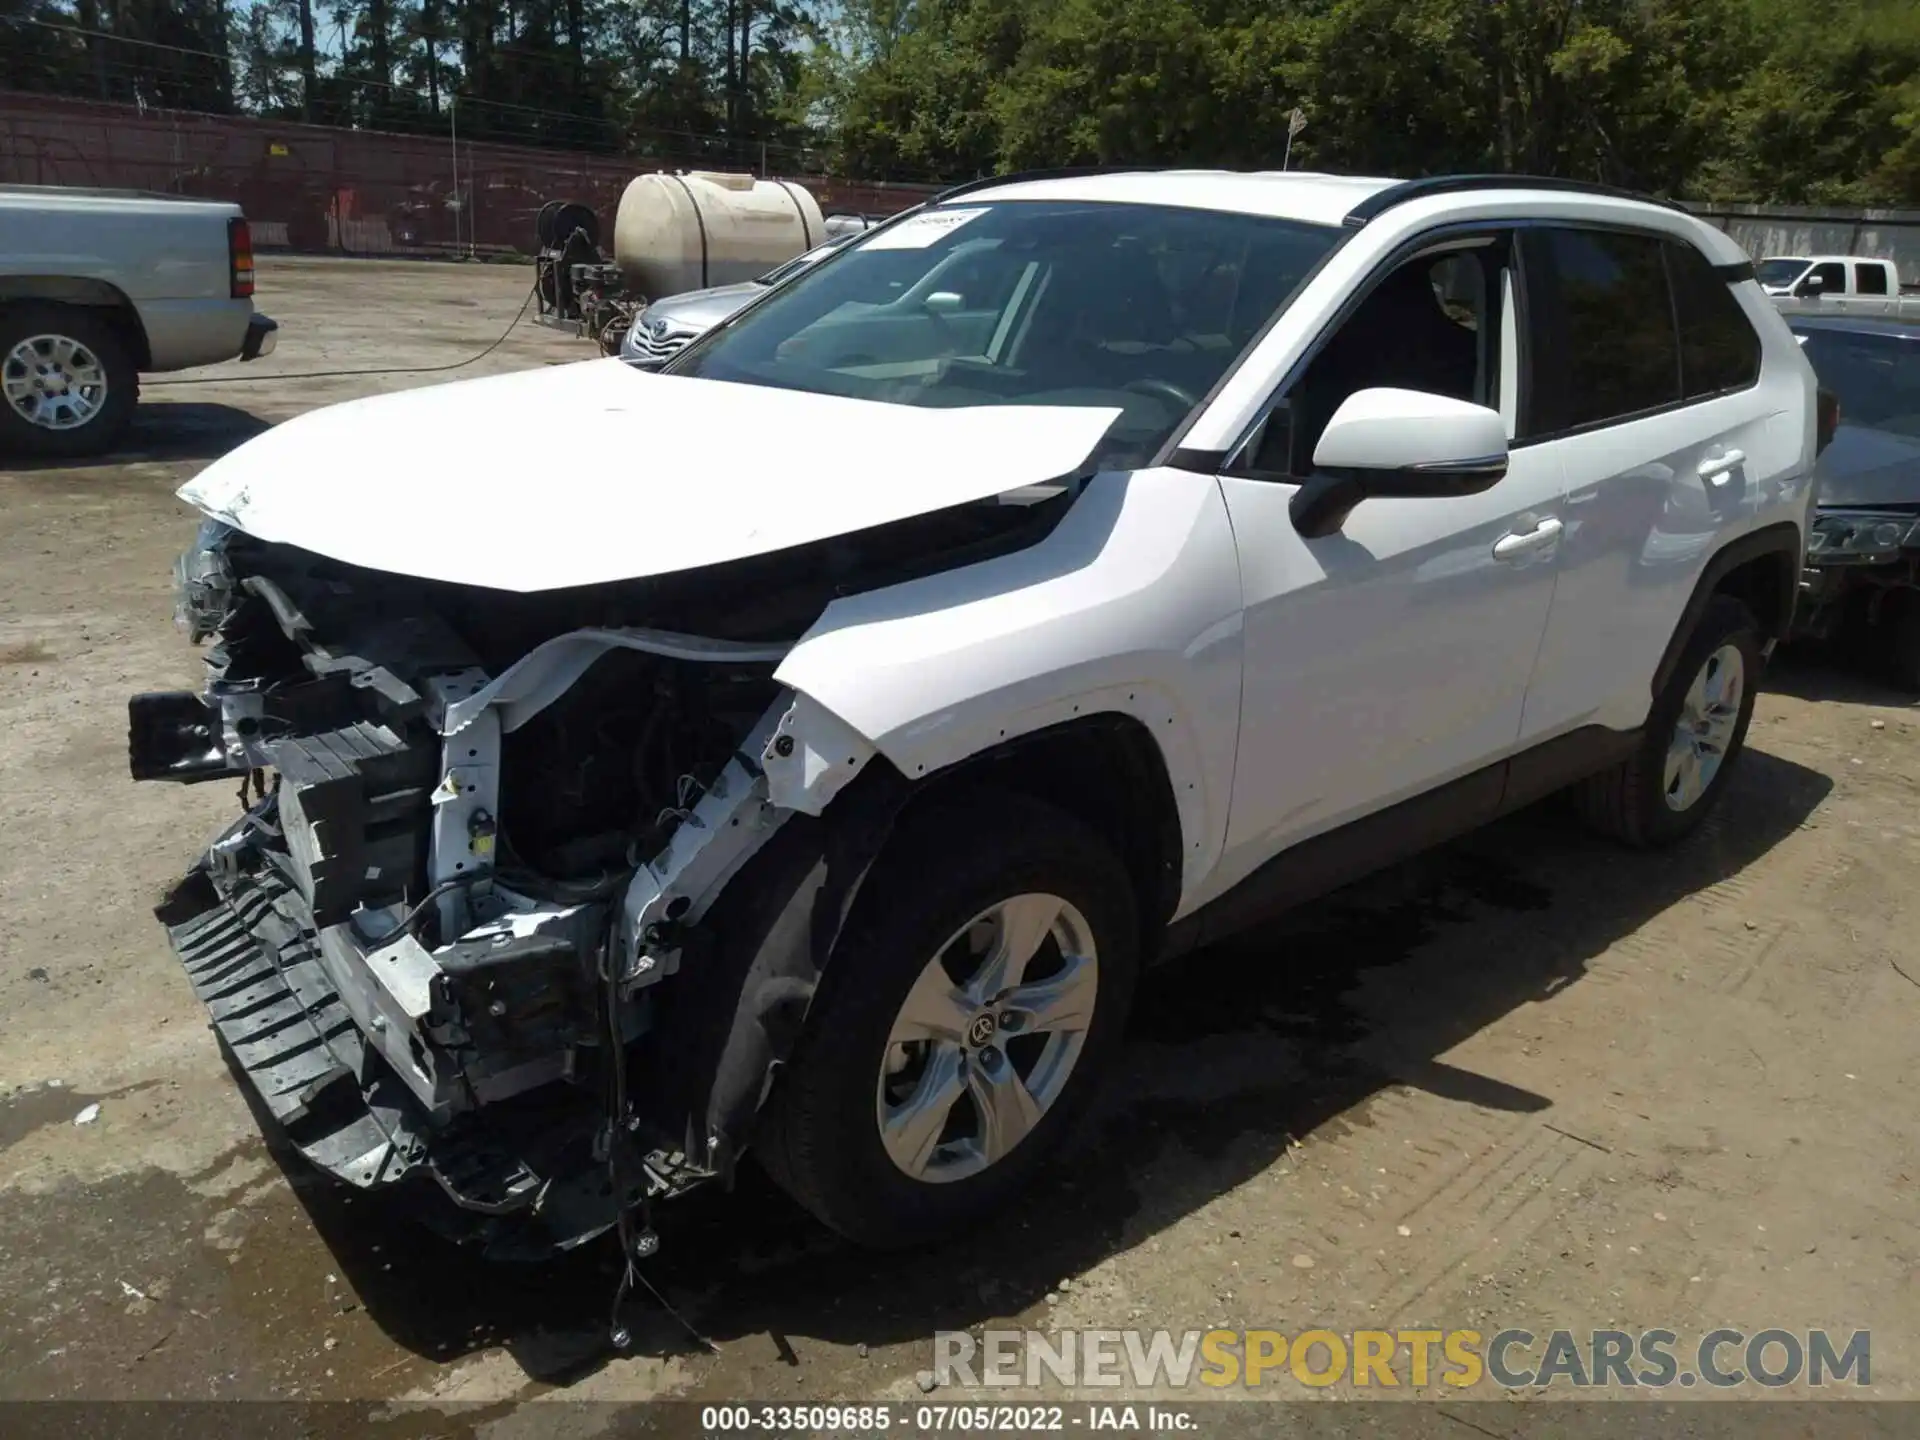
xmin=1756 ymin=257 xmax=1810 ymax=287
xmin=1797 ymin=328 xmax=1920 ymax=437
xmin=671 ymin=200 xmax=1341 ymax=468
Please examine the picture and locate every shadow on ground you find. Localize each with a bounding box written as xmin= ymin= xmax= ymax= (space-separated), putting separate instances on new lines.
xmin=1765 ymin=644 xmax=1920 ymax=709
xmin=3 ymin=402 xmax=268 ymax=473
xmin=261 ymin=746 xmax=1834 ymax=1384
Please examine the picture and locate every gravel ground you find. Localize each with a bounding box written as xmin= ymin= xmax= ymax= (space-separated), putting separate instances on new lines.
xmin=1 ymin=256 xmax=1916 ymax=1432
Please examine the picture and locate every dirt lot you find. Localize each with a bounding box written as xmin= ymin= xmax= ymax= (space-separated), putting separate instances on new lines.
xmin=2 ymin=257 xmax=1917 ymax=1428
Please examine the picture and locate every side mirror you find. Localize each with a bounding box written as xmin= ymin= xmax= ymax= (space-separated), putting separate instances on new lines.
xmin=1793 ymin=275 xmax=1826 ymax=299
xmin=1292 ymin=388 xmax=1508 ymax=537
xmin=924 ymin=291 xmax=965 ymax=313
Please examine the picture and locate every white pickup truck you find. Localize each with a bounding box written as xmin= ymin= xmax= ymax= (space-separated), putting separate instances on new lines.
xmin=0 ymin=184 xmax=279 ymax=458
xmin=1757 ymin=254 xmax=1920 ymax=319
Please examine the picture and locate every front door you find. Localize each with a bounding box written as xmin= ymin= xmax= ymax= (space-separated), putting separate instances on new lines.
xmin=1201 ymin=233 xmax=1568 ymax=909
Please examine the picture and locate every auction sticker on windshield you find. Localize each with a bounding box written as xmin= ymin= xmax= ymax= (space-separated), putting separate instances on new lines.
xmin=863 ymin=207 xmax=990 ymax=249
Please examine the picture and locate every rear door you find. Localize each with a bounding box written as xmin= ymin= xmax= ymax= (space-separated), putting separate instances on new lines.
xmin=1516 ymin=226 xmax=1777 ymax=740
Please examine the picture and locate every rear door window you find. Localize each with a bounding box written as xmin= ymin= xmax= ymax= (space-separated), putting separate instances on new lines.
xmin=1854 ymin=263 xmax=1890 ymax=296
xmin=1664 ymin=241 xmax=1762 ymax=400
xmin=1519 ymin=228 xmax=1680 ymax=436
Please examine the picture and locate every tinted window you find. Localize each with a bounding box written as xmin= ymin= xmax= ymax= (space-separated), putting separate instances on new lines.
xmin=674 ymin=201 xmax=1340 ymax=468
xmin=1854 ymin=263 xmax=1890 ymax=296
xmin=1809 ymin=261 xmax=1847 ymax=293
xmin=1665 ymin=241 xmax=1761 ymax=399
xmin=1523 ymin=228 xmax=1680 ymax=434
xmin=1756 ymin=258 xmax=1809 ymax=288
xmin=1271 ymin=246 xmax=1498 ymax=474
xmin=1796 ymin=329 xmax=1920 ymax=437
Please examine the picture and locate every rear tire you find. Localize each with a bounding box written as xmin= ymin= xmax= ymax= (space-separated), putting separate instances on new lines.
xmin=757 ymin=791 xmax=1139 ymax=1248
xmin=1575 ymin=595 xmax=1761 ymax=848
xmin=0 ymin=304 xmax=138 ymax=459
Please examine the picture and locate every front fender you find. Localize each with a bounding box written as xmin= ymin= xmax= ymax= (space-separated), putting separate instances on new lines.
xmin=774 ymin=467 xmax=1245 ymax=902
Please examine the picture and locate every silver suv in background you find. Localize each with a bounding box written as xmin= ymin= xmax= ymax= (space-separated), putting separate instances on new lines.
xmin=0 ymin=184 xmax=278 ymax=458
xmin=621 ymin=233 xmax=854 ymax=369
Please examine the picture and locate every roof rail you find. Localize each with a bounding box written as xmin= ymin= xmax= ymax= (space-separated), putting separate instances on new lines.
xmin=931 ymin=166 xmax=1178 ymax=203
xmin=1343 ymin=174 xmax=1689 ymax=228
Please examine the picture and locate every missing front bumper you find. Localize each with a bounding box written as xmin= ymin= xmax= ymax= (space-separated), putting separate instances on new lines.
xmin=156 ymin=850 xmax=638 ymax=1256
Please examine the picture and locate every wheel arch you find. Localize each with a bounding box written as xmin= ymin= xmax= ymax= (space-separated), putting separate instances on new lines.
xmin=632 ymin=705 xmax=1189 ymax=1179
xmin=0 ymin=278 xmax=152 ymax=368
xmin=1650 ymin=520 xmax=1803 ymax=698
xmin=896 ymin=710 xmax=1186 ymax=942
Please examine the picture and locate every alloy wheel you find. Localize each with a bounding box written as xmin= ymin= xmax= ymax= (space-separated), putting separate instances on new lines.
xmin=1663 ymin=642 xmax=1744 ymax=811
xmin=874 ymin=892 xmax=1099 ymax=1183
xmin=2 ymin=333 xmax=109 ymax=431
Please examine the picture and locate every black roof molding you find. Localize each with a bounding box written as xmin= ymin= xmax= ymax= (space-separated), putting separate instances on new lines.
xmin=1344 ymin=174 xmax=1690 ymax=228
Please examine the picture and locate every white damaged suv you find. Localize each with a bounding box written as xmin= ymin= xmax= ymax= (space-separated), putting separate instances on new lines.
xmin=131 ymin=171 xmax=1817 ymax=1258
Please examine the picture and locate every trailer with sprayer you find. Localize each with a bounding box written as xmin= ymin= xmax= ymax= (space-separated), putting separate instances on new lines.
xmin=533 ymin=171 xmax=874 ymax=354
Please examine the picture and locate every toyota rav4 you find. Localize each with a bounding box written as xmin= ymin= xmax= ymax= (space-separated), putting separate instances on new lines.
xmin=129 ymin=171 xmax=1818 ymax=1261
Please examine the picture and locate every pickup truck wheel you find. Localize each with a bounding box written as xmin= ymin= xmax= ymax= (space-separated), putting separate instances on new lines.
xmin=1576 ymin=595 xmax=1761 ymax=848
xmin=757 ymin=792 xmax=1139 ymax=1248
xmin=0 ymin=305 xmax=138 ymax=459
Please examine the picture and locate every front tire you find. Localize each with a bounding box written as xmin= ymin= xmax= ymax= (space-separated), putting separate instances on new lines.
xmin=1576 ymin=595 xmax=1761 ymax=847
xmin=757 ymin=791 xmax=1140 ymax=1248
xmin=0 ymin=304 xmax=138 ymax=459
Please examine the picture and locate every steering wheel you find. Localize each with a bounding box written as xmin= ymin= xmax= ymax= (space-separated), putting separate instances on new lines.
xmin=1122 ymin=377 xmax=1201 ymax=411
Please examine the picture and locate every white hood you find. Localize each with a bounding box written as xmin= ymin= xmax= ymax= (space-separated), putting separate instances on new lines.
xmin=178 ymin=359 xmax=1120 ymax=593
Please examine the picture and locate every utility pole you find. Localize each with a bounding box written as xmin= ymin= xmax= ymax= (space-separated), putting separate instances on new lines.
xmin=297 ymin=0 xmax=317 ymax=120
xmin=449 ymin=94 xmax=461 ymax=257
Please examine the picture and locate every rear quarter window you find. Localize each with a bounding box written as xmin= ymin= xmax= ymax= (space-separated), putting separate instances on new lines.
xmin=1664 ymin=241 xmax=1761 ymax=399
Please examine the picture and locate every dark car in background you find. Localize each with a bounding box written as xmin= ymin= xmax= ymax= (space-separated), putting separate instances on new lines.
xmin=1788 ymin=315 xmax=1920 ymax=689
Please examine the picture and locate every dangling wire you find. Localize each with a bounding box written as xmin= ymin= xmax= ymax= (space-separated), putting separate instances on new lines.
xmin=600 ymin=931 xmax=716 ymax=1355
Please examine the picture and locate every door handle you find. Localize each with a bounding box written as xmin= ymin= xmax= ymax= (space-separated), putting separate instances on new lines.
xmin=1698 ymin=449 xmax=1747 ymax=483
xmin=1492 ymin=516 xmax=1564 ymax=561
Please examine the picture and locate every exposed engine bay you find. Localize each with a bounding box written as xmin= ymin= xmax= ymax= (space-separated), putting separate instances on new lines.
xmin=130 ymin=492 xmax=1065 ymax=1258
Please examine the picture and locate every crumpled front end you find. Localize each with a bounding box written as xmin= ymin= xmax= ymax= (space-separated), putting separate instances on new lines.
xmin=156 ymin=853 xmax=629 ymax=1252
xmin=130 ymin=521 xmax=858 ymax=1254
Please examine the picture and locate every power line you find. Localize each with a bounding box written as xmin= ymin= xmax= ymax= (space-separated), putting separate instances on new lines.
xmin=3 ymin=13 xmax=231 ymax=64
xmin=0 ymin=14 xmax=897 ymax=175
xmin=0 ymin=13 xmax=958 ymax=187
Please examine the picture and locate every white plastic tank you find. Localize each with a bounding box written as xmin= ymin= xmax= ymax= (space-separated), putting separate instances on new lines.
xmin=613 ymin=171 xmax=827 ymax=298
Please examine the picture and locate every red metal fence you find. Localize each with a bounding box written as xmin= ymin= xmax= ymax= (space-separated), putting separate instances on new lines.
xmin=0 ymin=90 xmax=941 ymax=256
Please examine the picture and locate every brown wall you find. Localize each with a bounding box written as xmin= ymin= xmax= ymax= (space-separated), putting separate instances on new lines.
xmin=0 ymin=90 xmax=941 ymax=256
